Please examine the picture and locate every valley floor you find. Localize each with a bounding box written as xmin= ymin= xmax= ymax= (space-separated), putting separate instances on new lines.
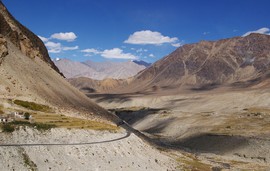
xmin=87 ymin=87 xmax=270 ymax=170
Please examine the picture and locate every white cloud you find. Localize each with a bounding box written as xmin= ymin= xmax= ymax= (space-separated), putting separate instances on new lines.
xmin=84 ymin=54 xmax=93 ymax=57
xmin=101 ymin=48 xmax=137 ymax=59
xmin=136 ymin=48 xmax=148 ymax=53
xmin=45 ymin=41 xmax=78 ymax=53
xmin=203 ymin=32 xmax=210 ymax=35
xmin=124 ymin=30 xmax=178 ymax=45
xmin=171 ymin=43 xmax=182 ymax=47
xmin=38 ymin=35 xmax=49 ymax=42
xmin=62 ymin=46 xmax=79 ymax=51
xmin=242 ymin=27 xmax=270 ymax=37
xmin=51 ymin=32 xmax=77 ymax=42
xmin=81 ymin=48 xmax=101 ymax=54
xmin=136 ymin=48 xmax=143 ymax=53
xmin=45 ymin=41 xmax=62 ymax=53
xmin=81 ymin=48 xmax=137 ymax=59
xmin=149 ymin=54 xmax=155 ymax=58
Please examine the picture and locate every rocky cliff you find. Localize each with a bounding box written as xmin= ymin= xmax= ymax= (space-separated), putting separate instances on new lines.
xmin=0 ymin=1 xmax=60 ymax=74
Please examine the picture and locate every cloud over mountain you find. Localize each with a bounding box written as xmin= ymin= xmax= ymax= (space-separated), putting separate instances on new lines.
xmin=81 ymin=48 xmax=137 ymax=59
xmin=124 ymin=30 xmax=178 ymax=46
xmin=242 ymin=27 xmax=270 ymax=37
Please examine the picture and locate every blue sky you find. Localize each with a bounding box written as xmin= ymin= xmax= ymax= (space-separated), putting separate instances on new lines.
xmin=4 ymin=0 xmax=270 ymax=63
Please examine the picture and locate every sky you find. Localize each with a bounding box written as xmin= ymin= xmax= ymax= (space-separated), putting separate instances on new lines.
xmin=4 ymin=0 xmax=270 ymax=63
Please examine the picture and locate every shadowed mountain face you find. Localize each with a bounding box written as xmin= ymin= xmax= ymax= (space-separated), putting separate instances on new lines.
xmin=127 ymin=33 xmax=270 ymax=91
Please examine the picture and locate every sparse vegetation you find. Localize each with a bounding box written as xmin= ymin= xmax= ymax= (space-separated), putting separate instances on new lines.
xmin=13 ymin=100 xmax=52 ymax=112
xmin=176 ymin=155 xmax=212 ymax=171
xmin=0 ymin=105 xmax=4 ymax=114
xmin=1 ymin=124 xmax=15 ymax=132
xmin=31 ymin=112 xmax=118 ymax=131
xmin=212 ymin=107 xmax=270 ymax=135
xmin=21 ymin=150 xmax=37 ymax=171
xmin=1 ymin=121 xmax=55 ymax=132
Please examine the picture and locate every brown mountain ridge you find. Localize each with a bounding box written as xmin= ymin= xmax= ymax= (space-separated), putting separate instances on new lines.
xmin=122 ymin=33 xmax=270 ymax=92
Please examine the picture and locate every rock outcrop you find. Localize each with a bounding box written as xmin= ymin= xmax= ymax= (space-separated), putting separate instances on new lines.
xmin=0 ymin=35 xmax=8 ymax=64
xmin=0 ymin=1 xmax=61 ymax=74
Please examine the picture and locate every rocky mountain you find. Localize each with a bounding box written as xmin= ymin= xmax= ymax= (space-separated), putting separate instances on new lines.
xmin=0 ymin=2 xmax=61 ymax=74
xmin=0 ymin=1 xmax=115 ymax=122
xmin=68 ymin=77 xmax=130 ymax=93
xmin=54 ymin=59 xmax=149 ymax=80
xmin=125 ymin=33 xmax=270 ymax=92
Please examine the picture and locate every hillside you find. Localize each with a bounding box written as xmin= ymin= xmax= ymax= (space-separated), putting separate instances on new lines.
xmin=0 ymin=2 xmax=60 ymax=74
xmin=123 ymin=33 xmax=270 ymax=92
xmin=54 ymin=59 xmax=148 ymax=80
xmin=0 ymin=1 xmax=116 ymax=122
xmin=68 ymin=77 xmax=130 ymax=93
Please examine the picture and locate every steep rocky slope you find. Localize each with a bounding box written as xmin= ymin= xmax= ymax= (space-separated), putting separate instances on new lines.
xmin=0 ymin=2 xmax=116 ymax=122
xmin=124 ymin=33 xmax=270 ymax=92
xmin=0 ymin=1 xmax=60 ymax=74
xmin=54 ymin=59 xmax=148 ymax=80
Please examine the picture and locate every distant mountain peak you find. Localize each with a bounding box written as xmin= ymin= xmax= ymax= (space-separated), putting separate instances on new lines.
xmin=132 ymin=60 xmax=151 ymax=67
xmin=54 ymin=59 xmax=147 ymax=80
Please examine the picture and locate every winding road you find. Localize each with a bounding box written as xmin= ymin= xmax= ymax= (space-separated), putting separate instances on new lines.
xmin=0 ymin=131 xmax=131 ymax=147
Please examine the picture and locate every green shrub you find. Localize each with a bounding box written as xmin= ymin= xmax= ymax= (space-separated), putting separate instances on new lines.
xmin=24 ymin=112 xmax=31 ymax=120
xmin=3 ymin=121 xmax=56 ymax=132
xmin=11 ymin=121 xmax=31 ymax=126
xmin=22 ymin=152 xmax=37 ymax=170
xmin=1 ymin=124 xmax=15 ymax=132
xmin=14 ymin=100 xmax=51 ymax=112
xmin=34 ymin=123 xmax=56 ymax=131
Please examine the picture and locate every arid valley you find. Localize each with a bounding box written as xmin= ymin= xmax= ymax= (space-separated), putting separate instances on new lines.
xmin=1 ymin=1 xmax=270 ymax=171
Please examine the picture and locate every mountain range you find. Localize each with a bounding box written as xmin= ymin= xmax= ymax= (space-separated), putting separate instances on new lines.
xmin=54 ymin=59 xmax=150 ymax=80
xmin=72 ymin=33 xmax=270 ymax=93
xmin=127 ymin=33 xmax=270 ymax=92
